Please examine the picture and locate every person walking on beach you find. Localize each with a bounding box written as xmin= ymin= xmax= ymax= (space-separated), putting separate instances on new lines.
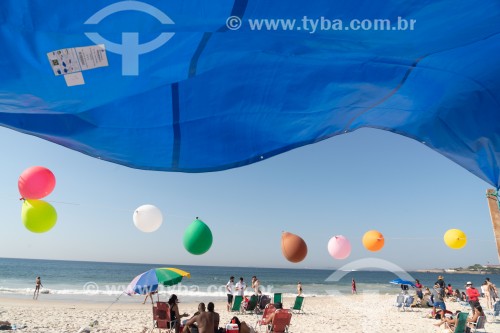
xmin=33 ymin=276 xmax=43 ymax=300
xmin=482 ymin=281 xmax=493 ymax=309
xmin=486 ymin=277 xmax=498 ymax=302
xmin=297 ymin=281 xmax=303 ymax=296
xmin=226 ymin=276 xmax=235 ymax=311
xmin=143 ymin=290 xmax=158 ymax=304
xmin=351 ymin=278 xmax=357 ymax=294
xmin=235 ymin=277 xmax=246 ymax=297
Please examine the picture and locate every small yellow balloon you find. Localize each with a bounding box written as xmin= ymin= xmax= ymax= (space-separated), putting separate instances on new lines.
xmin=444 ymin=229 xmax=467 ymax=249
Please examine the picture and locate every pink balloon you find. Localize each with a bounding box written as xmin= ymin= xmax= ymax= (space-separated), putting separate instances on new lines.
xmin=18 ymin=166 xmax=56 ymax=199
xmin=328 ymin=235 xmax=352 ymax=260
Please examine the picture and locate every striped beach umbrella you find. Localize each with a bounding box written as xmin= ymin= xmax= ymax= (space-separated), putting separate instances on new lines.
xmin=126 ymin=267 xmax=191 ymax=295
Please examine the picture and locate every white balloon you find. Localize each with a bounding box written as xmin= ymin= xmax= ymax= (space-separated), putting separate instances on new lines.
xmin=133 ymin=204 xmax=163 ymax=232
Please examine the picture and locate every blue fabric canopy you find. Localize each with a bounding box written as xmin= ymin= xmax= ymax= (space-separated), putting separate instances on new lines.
xmin=1 ymin=1 xmax=499 ymax=186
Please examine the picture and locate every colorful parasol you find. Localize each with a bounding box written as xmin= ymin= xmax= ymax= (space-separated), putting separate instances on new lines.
xmin=126 ymin=267 xmax=191 ymax=295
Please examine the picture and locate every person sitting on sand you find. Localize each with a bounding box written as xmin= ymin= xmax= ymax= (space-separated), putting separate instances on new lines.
xmin=0 ymin=321 xmax=12 ymax=330
xmin=168 ymin=294 xmax=189 ymax=333
xmin=183 ymin=302 xmax=214 ymax=333
xmin=433 ymin=310 xmax=461 ymax=328
xmin=229 ymin=316 xmax=254 ymax=333
xmin=263 ymin=302 xmax=283 ymax=327
xmin=207 ymin=302 xmax=220 ymax=333
xmin=466 ymin=305 xmax=485 ymax=328
xmin=446 ymin=284 xmax=453 ymax=297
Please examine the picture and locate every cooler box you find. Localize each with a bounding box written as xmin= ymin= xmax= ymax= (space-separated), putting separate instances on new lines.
xmin=226 ymin=323 xmax=239 ymax=332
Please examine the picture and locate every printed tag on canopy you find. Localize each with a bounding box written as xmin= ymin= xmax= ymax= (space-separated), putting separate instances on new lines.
xmin=47 ymin=45 xmax=108 ymax=76
xmin=64 ymin=72 xmax=85 ymax=87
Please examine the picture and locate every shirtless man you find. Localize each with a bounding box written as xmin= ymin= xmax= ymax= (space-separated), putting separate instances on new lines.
xmin=251 ymin=276 xmax=260 ymax=295
xmin=207 ymin=302 xmax=219 ymax=333
xmin=183 ymin=303 xmax=214 ymax=333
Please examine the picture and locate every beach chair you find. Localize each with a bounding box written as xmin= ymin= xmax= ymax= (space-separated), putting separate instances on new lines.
xmin=291 ymin=296 xmax=305 ymax=314
xmin=273 ymin=293 xmax=282 ymax=304
xmin=266 ymin=309 xmax=292 ymax=333
xmin=402 ymin=296 xmax=414 ymax=312
xmin=230 ymin=295 xmax=244 ymax=312
xmin=153 ymin=302 xmax=176 ymax=332
xmin=259 ymin=294 xmax=271 ymax=310
xmin=394 ymin=295 xmax=404 ymax=310
xmin=244 ymin=295 xmax=259 ymax=314
xmin=494 ymin=301 xmax=500 ymax=317
xmin=469 ymin=315 xmax=486 ymax=333
xmin=445 ymin=312 xmax=468 ymax=333
xmin=255 ymin=303 xmax=276 ymax=332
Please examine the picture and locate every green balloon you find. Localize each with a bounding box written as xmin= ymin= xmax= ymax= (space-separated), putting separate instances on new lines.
xmin=21 ymin=199 xmax=57 ymax=233
xmin=183 ymin=218 xmax=213 ymax=255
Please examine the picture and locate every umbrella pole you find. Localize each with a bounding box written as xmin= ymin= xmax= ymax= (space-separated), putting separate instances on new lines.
xmin=486 ymin=189 xmax=500 ymax=263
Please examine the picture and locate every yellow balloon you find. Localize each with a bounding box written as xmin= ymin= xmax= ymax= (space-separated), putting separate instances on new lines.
xmin=443 ymin=229 xmax=467 ymax=249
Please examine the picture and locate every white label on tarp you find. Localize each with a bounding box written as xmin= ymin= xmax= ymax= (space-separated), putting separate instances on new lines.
xmin=47 ymin=44 xmax=108 ymax=76
xmin=75 ymin=44 xmax=108 ymax=70
xmin=64 ymin=72 xmax=85 ymax=86
xmin=47 ymin=48 xmax=81 ymax=76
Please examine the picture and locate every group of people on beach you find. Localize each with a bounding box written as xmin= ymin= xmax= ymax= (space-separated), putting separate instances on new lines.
xmin=225 ymin=275 xmax=263 ymax=312
xmin=160 ymin=293 xmax=279 ymax=333
xmin=404 ymin=275 xmax=498 ymax=332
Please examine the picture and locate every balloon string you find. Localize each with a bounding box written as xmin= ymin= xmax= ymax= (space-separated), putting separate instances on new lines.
xmin=25 ymin=198 xmax=197 ymax=221
xmin=81 ymin=292 xmax=125 ymax=330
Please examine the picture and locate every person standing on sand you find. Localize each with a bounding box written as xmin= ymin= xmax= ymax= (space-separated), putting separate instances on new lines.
xmin=465 ymin=281 xmax=480 ymax=309
xmin=235 ymin=277 xmax=246 ymax=297
xmin=226 ymin=276 xmax=235 ymax=311
xmin=33 ymin=276 xmax=43 ymax=300
xmin=351 ymin=278 xmax=357 ymax=294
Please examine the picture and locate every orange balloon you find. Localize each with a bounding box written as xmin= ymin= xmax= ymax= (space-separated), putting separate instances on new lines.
xmin=362 ymin=230 xmax=385 ymax=252
xmin=281 ymin=231 xmax=308 ymax=263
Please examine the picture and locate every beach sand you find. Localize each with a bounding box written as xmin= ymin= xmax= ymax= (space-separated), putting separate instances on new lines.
xmin=0 ymin=294 xmax=498 ymax=333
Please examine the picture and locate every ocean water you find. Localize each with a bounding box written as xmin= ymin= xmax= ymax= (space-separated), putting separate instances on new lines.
xmin=0 ymin=257 xmax=497 ymax=303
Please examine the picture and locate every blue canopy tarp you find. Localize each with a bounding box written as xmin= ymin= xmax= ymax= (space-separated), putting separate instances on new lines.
xmin=1 ymin=0 xmax=500 ymax=186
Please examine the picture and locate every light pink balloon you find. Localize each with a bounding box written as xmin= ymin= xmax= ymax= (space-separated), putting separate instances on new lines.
xmin=328 ymin=235 xmax=352 ymax=260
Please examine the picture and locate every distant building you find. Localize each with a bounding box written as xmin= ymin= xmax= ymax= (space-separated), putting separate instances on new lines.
xmin=484 ymin=264 xmax=500 ymax=268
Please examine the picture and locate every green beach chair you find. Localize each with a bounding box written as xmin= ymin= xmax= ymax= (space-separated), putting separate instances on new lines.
xmin=291 ymin=295 xmax=305 ymax=314
xmin=230 ymin=295 xmax=243 ymax=312
xmin=447 ymin=312 xmax=468 ymax=333
xmin=273 ymin=293 xmax=282 ymax=304
xmin=244 ymin=295 xmax=259 ymax=314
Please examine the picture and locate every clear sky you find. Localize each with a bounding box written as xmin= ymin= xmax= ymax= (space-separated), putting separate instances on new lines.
xmin=0 ymin=126 xmax=497 ymax=270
